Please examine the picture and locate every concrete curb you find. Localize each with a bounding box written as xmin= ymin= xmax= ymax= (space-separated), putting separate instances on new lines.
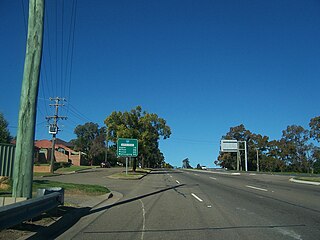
xmin=107 ymin=174 xmax=146 ymax=180
xmin=289 ymin=178 xmax=320 ymax=186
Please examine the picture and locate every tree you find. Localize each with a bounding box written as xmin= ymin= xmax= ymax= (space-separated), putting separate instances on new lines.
xmin=280 ymin=125 xmax=310 ymax=172
xmin=218 ymin=124 xmax=269 ymax=171
xmin=265 ymin=140 xmax=287 ymax=172
xmin=216 ymin=152 xmax=236 ymax=170
xmin=182 ymin=158 xmax=192 ymax=168
xmin=218 ymin=118 xmax=320 ymax=173
xmin=0 ymin=113 xmax=12 ymax=143
xmin=71 ymin=122 xmax=106 ymax=165
xmin=310 ymin=116 xmax=320 ymax=143
xmin=310 ymin=147 xmax=320 ymax=173
xmin=104 ymin=106 xmax=171 ymax=170
xmin=224 ymin=124 xmax=252 ymax=142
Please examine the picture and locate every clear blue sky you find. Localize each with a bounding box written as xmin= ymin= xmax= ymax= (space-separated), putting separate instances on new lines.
xmin=1 ymin=0 xmax=320 ymax=168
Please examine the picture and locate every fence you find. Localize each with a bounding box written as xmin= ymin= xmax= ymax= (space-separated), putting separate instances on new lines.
xmin=0 ymin=143 xmax=15 ymax=177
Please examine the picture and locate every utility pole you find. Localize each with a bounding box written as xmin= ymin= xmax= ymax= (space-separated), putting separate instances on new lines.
xmin=105 ymin=137 xmax=108 ymax=163
xmin=46 ymin=97 xmax=67 ymax=173
xmin=236 ymin=143 xmax=240 ymax=171
xmin=12 ymin=0 xmax=44 ymax=199
xmin=256 ymin=148 xmax=260 ymax=172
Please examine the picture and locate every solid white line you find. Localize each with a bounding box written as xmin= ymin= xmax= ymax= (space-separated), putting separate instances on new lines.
xmin=191 ymin=193 xmax=203 ymax=202
xmin=209 ymin=177 xmax=217 ymax=180
xmin=139 ymin=199 xmax=146 ymax=240
xmin=176 ymin=180 xmax=180 ymax=184
xmin=249 ymin=173 xmax=256 ymax=176
xmin=194 ymin=174 xmax=199 ymax=176
xmin=246 ymin=185 xmax=268 ymax=192
xmin=230 ymin=173 xmax=241 ymax=176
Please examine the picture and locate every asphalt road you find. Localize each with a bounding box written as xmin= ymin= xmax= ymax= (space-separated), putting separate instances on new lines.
xmin=57 ymin=169 xmax=320 ymax=240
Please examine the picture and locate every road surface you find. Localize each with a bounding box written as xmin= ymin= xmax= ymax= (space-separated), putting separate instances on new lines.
xmin=57 ymin=169 xmax=320 ymax=240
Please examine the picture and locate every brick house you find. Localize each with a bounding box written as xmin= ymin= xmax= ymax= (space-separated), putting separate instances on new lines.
xmin=34 ymin=139 xmax=85 ymax=166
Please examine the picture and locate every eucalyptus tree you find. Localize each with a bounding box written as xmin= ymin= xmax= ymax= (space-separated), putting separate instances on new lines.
xmin=104 ymin=106 xmax=171 ymax=170
xmin=71 ymin=122 xmax=106 ymax=165
xmin=310 ymin=116 xmax=320 ymax=143
xmin=280 ymin=125 xmax=310 ymax=172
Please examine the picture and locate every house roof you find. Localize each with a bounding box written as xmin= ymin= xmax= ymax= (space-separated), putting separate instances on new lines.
xmin=35 ymin=139 xmax=74 ymax=151
xmin=35 ymin=139 xmax=52 ymax=149
xmin=56 ymin=138 xmax=73 ymax=148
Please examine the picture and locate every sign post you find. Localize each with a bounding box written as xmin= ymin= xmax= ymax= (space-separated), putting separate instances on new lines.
xmin=220 ymin=139 xmax=247 ymax=171
xmin=117 ymin=138 xmax=138 ymax=175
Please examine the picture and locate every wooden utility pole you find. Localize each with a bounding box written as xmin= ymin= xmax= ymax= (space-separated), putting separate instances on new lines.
xmin=13 ymin=0 xmax=45 ymax=198
xmin=256 ymin=148 xmax=260 ymax=172
xmin=46 ymin=97 xmax=67 ymax=173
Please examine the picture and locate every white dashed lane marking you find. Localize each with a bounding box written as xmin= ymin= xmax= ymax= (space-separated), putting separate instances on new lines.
xmin=246 ymin=185 xmax=268 ymax=192
xmin=191 ymin=193 xmax=203 ymax=202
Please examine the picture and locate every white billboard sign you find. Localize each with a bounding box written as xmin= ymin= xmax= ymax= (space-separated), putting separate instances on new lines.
xmin=220 ymin=140 xmax=238 ymax=153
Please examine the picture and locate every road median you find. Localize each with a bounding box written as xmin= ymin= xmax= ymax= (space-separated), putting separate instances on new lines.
xmin=107 ymin=169 xmax=151 ymax=180
xmin=289 ymin=177 xmax=320 ymax=186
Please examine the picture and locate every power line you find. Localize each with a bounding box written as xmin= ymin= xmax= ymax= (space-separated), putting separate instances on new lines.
xmin=64 ymin=0 xmax=77 ymax=99
xmin=45 ymin=5 xmax=54 ymax=97
xmin=60 ymin=0 xmax=64 ymax=98
xmin=67 ymin=107 xmax=91 ymax=123
xmin=55 ymin=0 xmax=58 ymax=95
xmin=68 ymin=103 xmax=92 ymax=122
xmin=21 ymin=0 xmax=27 ymax=39
xmin=67 ymin=0 xmax=78 ymax=111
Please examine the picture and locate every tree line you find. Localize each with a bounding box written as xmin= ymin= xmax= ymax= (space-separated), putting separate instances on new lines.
xmin=1 ymin=106 xmax=171 ymax=170
xmin=71 ymin=106 xmax=171 ymax=170
xmin=216 ymin=116 xmax=320 ymax=173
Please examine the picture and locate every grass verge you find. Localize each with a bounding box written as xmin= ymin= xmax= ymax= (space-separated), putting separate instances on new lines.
xmin=55 ymin=165 xmax=95 ymax=173
xmin=295 ymin=177 xmax=320 ymax=182
xmin=1 ymin=179 xmax=109 ymax=197
xmin=108 ymin=172 xmax=144 ymax=180
xmin=33 ymin=180 xmax=110 ymax=195
xmin=108 ymin=169 xmax=150 ymax=180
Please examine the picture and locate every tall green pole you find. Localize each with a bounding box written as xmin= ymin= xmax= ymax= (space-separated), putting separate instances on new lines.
xmin=13 ymin=0 xmax=45 ymax=198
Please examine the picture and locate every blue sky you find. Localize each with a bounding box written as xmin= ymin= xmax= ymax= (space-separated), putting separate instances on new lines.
xmin=1 ymin=0 xmax=320 ymax=168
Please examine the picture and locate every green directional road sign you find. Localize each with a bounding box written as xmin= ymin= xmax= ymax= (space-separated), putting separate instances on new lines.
xmin=117 ymin=138 xmax=138 ymax=157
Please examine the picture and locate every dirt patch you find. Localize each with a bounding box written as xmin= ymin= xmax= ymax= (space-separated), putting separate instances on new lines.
xmin=0 ymin=205 xmax=74 ymax=240
xmin=0 ymin=192 xmax=110 ymax=239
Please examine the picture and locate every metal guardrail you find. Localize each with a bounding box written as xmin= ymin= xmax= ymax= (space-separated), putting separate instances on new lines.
xmin=0 ymin=191 xmax=63 ymax=230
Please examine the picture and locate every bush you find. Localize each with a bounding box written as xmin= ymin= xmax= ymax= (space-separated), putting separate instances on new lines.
xmin=53 ymin=162 xmax=72 ymax=170
xmin=0 ymin=176 xmax=12 ymax=191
